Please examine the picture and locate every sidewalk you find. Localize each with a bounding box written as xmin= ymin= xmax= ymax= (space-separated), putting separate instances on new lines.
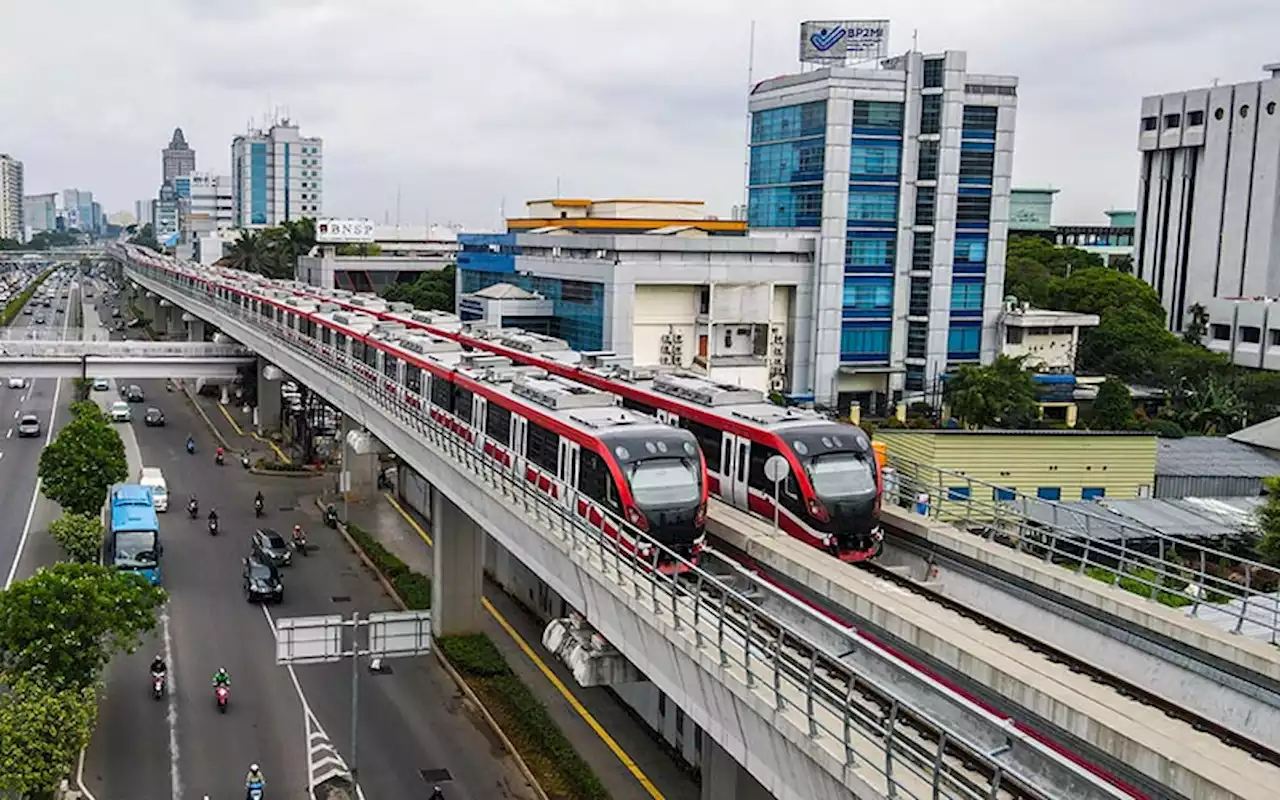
xmin=342 ymin=494 xmax=700 ymax=800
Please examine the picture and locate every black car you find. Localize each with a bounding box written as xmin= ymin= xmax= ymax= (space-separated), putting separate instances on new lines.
xmin=125 ymin=385 xmax=144 ymax=402
xmin=251 ymin=528 xmax=292 ymax=566
xmin=143 ymin=407 xmax=165 ymax=426
xmin=242 ymin=556 xmax=283 ymax=603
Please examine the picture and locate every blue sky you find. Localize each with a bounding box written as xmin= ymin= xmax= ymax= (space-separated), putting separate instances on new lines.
xmin=3 ymin=0 xmax=1277 ymax=229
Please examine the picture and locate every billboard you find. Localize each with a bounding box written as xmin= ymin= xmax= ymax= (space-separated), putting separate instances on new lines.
xmin=799 ymin=20 xmax=890 ymax=64
xmin=316 ymin=218 xmax=376 ymax=244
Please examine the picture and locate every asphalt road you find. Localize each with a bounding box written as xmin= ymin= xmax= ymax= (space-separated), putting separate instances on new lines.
xmin=0 ymin=271 xmax=79 ymax=588
xmin=81 ymin=299 xmax=535 ymax=799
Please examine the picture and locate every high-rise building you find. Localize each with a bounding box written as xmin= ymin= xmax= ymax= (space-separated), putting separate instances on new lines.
xmin=163 ymin=128 xmax=197 ymax=184
xmin=747 ymin=50 xmax=1018 ymax=408
xmin=180 ymin=172 xmax=234 ymax=237
xmin=24 ymin=192 xmax=57 ymax=233
xmin=155 ymin=184 xmax=178 ymax=237
xmin=0 ymin=154 xmax=23 ymax=242
xmin=62 ymin=189 xmax=96 ymax=234
xmin=231 ymin=121 xmax=323 ymax=227
xmin=1135 ymin=63 xmax=1280 ymax=334
xmin=135 ymin=199 xmax=156 ymax=231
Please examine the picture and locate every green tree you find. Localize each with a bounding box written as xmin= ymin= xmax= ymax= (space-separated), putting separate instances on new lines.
xmin=0 ymin=563 xmax=166 ymax=689
xmin=0 ymin=674 xmax=97 ymax=798
xmin=38 ymin=404 xmax=128 ymax=516
xmin=1181 ymin=303 xmax=1209 ymax=345
xmin=226 ymin=229 xmax=269 ymax=274
xmin=1052 ymin=266 xmax=1166 ymax=321
xmin=280 ymin=217 xmax=317 ymax=262
xmin=48 ymin=512 xmax=103 ymax=564
xmin=382 ymin=264 xmax=456 ymax=312
xmin=1089 ymin=377 xmax=1137 ymax=430
xmin=127 ymin=223 xmax=161 ymax=252
xmin=336 ymin=242 xmax=383 ymax=256
xmin=944 ymin=355 xmax=1039 ymax=429
xmin=1255 ymin=476 xmax=1280 ymax=567
xmin=1077 ymin=314 xmax=1179 ymax=382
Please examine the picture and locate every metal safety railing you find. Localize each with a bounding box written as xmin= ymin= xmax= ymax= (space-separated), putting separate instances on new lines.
xmin=0 ymin=339 xmax=254 ymax=359
xmin=883 ymin=456 xmax=1280 ymax=645
xmin=121 ymin=259 xmax=1130 ymax=800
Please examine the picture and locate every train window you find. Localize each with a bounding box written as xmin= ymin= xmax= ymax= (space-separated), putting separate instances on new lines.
xmin=335 ymin=333 xmax=348 ymax=354
xmin=526 ymin=422 xmax=559 ymax=473
xmin=362 ymin=343 xmax=378 ymax=369
xmin=578 ymin=449 xmax=607 ymax=501
xmin=302 ymin=319 xmax=315 ymax=339
xmin=486 ymin=403 xmax=511 ymax=446
xmin=454 ymin=387 xmax=474 ymax=424
xmin=382 ymin=353 xmax=399 ymax=380
xmin=681 ymin=419 xmax=722 ymax=472
xmin=621 ymin=397 xmax=655 ymax=415
xmin=429 ymin=374 xmax=453 ymax=411
xmin=320 ymin=327 xmax=332 ymax=346
xmin=748 ymin=443 xmax=782 ymax=493
xmin=405 ymin=364 xmax=423 ymax=394
xmin=350 ymin=340 xmax=364 ymax=364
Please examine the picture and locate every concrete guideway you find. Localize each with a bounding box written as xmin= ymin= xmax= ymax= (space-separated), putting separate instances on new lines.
xmin=122 ymin=257 xmax=1132 ymax=800
xmin=710 ymin=503 xmax=1280 ymax=800
xmin=0 ymin=338 xmax=253 ymax=379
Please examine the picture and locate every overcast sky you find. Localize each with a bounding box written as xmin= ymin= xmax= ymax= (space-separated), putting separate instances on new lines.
xmin=3 ymin=0 xmax=1277 ymax=229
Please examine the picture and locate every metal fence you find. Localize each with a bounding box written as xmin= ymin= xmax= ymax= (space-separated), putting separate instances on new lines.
xmin=125 ymin=261 xmax=1133 ymax=800
xmin=882 ymin=456 xmax=1280 ymax=645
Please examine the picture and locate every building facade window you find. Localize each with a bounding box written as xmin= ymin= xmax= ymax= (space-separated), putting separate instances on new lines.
xmin=947 ymin=321 xmax=981 ymax=359
xmin=919 ymin=95 xmax=942 ymax=135
xmin=849 ymin=139 xmax=901 ymax=181
xmin=950 ymin=277 xmax=984 ymax=315
xmin=1239 ymin=326 xmax=1261 ymax=344
xmin=750 ymin=139 xmax=825 ymax=185
xmin=1037 ymin=487 xmax=1062 ymax=501
xmin=912 ymin=235 xmax=933 ymax=269
xmin=959 ymin=148 xmax=995 ymax=185
xmin=748 ymin=101 xmax=828 ymax=229
xmin=1210 ymin=323 xmax=1230 ymax=340
xmin=922 ymin=58 xmax=945 ymax=89
xmin=905 ymin=365 xmax=925 ymax=391
xmin=852 ymin=101 xmax=904 ymax=135
xmin=847 ymin=186 xmax=899 ymax=224
xmin=842 ymin=277 xmax=894 ymax=318
xmin=956 ymin=188 xmax=992 ymax=228
xmin=908 ymin=277 xmax=930 ymax=317
xmin=752 ymin=102 xmax=828 ymax=142
xmin=249 ymin=143 xmax=268 ymax=225
xmin=914 ymin=187 xmax=936 ymax=227
xmin=961 ymin=106 xmax=998 ymax=138
xmin=840 ymin=323 xmax=891 ymax=362
xmin=917 ymin=140 xmax=940 ymax=181
xmin=953 ymin=233 xmax=988 ymax=272
xmin=906 ymin=321 xmax=927 ymax=359
xmin=844 ymin=231 xmax=896 ymax=272
xmin=1188 ymin=110 xmax=1205 ymax=126
xmin=1081 ymin=487 xmax=1106 ymax=500
xmin=749 ymin=185 xmax=823 ymax=228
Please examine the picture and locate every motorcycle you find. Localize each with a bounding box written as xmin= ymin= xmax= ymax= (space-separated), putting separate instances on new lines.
xmin=292 ymin=533 xmax=308 ymax=556
xmin=323 ymin=505 xmax=339 ymax=529
xmin=187 ymin=501 xmax=198 ymax=519
xmin=186 ymin=439 xmax=196 ymax=455
xmin=254 ymin=497 xmax=264 ymax=518
xmin=241 ymin=454 xmax=251 ymax=470
xmin=208 ymin=517 xmax=219 ymax=536
xmin=215 ymin=685 xmax=229 ymax=712
xmin=215 ymin=451 xmax=225 ymax=466
xmin=246 ymin=779 xmax=264 ymax=800
xmin=152 ymin=671 xmax=166 ymax=700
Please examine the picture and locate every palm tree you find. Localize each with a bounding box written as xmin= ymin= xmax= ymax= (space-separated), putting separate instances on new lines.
xmin=226 ymin=230 xmax=267 ymax=275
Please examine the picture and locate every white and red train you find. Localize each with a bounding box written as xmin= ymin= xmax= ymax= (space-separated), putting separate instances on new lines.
xmin=120 ymin=245 xmax=885 ymax=563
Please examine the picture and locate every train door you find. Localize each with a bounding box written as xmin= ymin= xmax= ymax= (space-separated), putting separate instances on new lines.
xmin=472 ymin=394 xmax=487 ymax=447
xmin=557 ymin=438 xmax=580 ymax=506
xmin=721 ymin=433 xmax=750 ymax=508
xmin=512 ymin=415 xmax=528 ymax=472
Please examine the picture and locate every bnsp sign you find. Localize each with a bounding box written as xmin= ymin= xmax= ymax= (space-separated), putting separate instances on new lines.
xmin=316 ymin=219 xmax=376 ymax=244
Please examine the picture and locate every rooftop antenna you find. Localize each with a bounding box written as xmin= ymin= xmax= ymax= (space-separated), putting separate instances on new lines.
xmin=1211 ymin=77 xmax=1221 ymax=87
xmin=555 ymin=176 xmax=561 ymax=198
xmin=912 ymin=28 xmax=919 ymax=53
xmin=741 ymin=19 xmax=756 ymax=212
xmin=395 ymin=184 xmax=402 ymax=227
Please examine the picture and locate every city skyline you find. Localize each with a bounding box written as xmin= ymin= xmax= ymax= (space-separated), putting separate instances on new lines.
xmin=2 ymin=1 xmax=1278 ymax=229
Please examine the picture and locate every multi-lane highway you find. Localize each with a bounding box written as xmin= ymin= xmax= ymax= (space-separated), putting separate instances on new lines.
xmin=76 ymin=296 xmax=535 ymax=798
xmin=0 ymin=270 xmax=77 ymax=589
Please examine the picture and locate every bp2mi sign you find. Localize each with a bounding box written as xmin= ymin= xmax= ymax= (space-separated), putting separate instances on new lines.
xmin=799 ymin=20 xmax=890 ymax=64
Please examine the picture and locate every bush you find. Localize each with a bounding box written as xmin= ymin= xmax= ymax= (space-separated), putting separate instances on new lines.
xmin=253 ymin=458 xmax=312 ymax=473
xmin=439 ymin=635 xmax=611 ymax=800
xmin=344 ymin=523 xmax=431 ymax=609
xmin=1144 ymin=418 xmax=1186 ymax=438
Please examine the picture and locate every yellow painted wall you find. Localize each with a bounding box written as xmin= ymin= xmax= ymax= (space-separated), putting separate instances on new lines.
xmin=874 ymin=430 xmax=1157 ymax=502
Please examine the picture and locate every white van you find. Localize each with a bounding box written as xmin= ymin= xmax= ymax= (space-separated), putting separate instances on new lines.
xmin=139 ymin=467 xmax=169 ymax=512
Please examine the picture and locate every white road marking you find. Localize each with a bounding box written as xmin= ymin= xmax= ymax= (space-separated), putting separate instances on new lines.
xmin=259 ymin=606 xmax=367 ymax=800
xmin=161 ymin=607 xmax=183 ymax=800
xmin=76 ymin=747 xmax=99 ymax=800
xmin=4 ymin=373 xmax=62 ymax=590
xmin=6 ymin=429 xmax=11 ymax=438
xmin=12 ymin=410 xmax=17 ymax=419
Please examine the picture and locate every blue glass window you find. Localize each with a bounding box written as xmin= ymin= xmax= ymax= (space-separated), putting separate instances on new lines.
xmin=850 ymin=139 xmax=901 ymax=181
xmin=844 ymin=231 xmax=896 ymax=272
xmin=840 ymin=323 xmax=891 ymax=362
xmin=1037 ymin=487 xmax=1062 ymax=501
xmin=947 ymin=322 xmax=981 ymax=359
xmin=962 ymin=106 xmax=998 ymax=139
xmin=283 ymin=142 xmax=291 ymax=221
xmin=751 ymin=102 xmax=827 ymax=143
xmin=250 ymin=143 xmax=268 ymax=225
xmin=953 ymin=234 xmax=988 ymax=273
xmin=852 ymin=101 xmax=904 ymax=135
xmin=842 ymin=277 xmax=893 ymax=318
xmin=749 ymin=186 xmax=822 ymax=228
xmin=947 ymin=486 xmax=971 ymax=501
xmin=847 ymin=186 xmax=898 ymax=224
xmin=749 ymin=139 xmax=825 ymax=185
xmin=993 ymin=487 xmax=1016 ymax=502
xmin=950 ymin=278 xmax=984 ymax=315
xmin=1082 ymin=487 xmax=1106 ymax=500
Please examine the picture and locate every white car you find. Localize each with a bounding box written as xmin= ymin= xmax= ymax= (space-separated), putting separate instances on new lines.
xmin=109 ymin=401 xmax=131 ymax=423
xmin=7 ymin=377 xmax=26 ymax=389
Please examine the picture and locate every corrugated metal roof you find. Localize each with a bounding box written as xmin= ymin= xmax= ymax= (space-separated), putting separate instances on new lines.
xmin=1018 ymin=495 xmax=1263 ymax=541
xmin=882 ymin=428 xmax=1154 ymax=436
xmin=1229 ymin=415 xmax=1280 ymax=454
xmin=1191 ymin=590 xmax=1280 ymax=642
xmin=1155 ymin=436 xmax=1280 ymax=478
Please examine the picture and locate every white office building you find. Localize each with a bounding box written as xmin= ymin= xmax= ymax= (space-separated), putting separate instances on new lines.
xmin=1136 ymin=63 xmax=1280 ymax=343
xmin=0 ymin=155 xmax=24 ymax=242
xmin=231 ymin=121 xmax=323 ymax=228
xmin=182 ymin=172 xmax=234 ymax=234
xmin=746 ymin=50 xmax=1018 ymax=411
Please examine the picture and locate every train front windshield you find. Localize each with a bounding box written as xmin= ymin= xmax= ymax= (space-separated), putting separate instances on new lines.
xmin=806 ymin=453 xmax=877 ymax=501
xmin=628 ymin=458 xmax=701 ymax=508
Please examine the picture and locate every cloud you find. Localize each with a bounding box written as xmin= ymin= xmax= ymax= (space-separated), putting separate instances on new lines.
xmin=3 ymin=0 xmax=1278 ymax=228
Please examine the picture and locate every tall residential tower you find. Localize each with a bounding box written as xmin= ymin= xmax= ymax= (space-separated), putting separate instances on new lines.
xmin=231 ymin=121 xmax=323 ymax=227
xmin=0 ymin=154 xmax=22 ymax=241
xmin=162 ymin=128 xmax=196 ymax=184
xmin=747 ymin=50 xmax=1018 ymax=410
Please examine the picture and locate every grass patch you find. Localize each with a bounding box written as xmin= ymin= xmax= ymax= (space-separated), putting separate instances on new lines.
xmin=344 ymin=523 xmax=431 ymax=610
xmin=1081 ymin=564 xmax=1196 ymax=608
xmin=439 ymin=634 xmax=611 ymax=800
xmin=1 ymin=266 xmax=55 ymax=326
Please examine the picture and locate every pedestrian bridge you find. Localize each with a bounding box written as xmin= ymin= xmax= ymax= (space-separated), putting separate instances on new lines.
xmin=115 ymin=247 xmax=1129 ymax=800
xmin=0 ymin=339 xmax=255 ymax=379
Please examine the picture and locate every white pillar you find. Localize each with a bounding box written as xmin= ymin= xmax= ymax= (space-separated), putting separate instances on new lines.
xmin=187 ymin=318 xmax=206 ymax=342
xmin=701 ymin=738 xmax=772 ymax=800
xmin=339 ymin=419 xmax=378 ymax=501
xmin=429 ymin=486 xmax=484 ymax=636
xmin=255 ymin=357 xmax=282 ymax=433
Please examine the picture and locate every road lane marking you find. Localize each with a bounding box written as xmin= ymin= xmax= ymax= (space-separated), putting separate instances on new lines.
xmin=4 ymin=359 xmax=63 ymax=590
xmin=76 ymin=747 xmax=98 ymax=800
xmin=161 ymin=607 xmax=183 ymax=800
xmin=259 ymin=605 xmax=366 ymax=800
xmin=6 ymin=429 xmax=11 ymax=439
xmin=381 ymin=495 xmax=665 ymax=799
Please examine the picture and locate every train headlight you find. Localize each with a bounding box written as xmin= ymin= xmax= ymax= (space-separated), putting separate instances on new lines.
xmin=806 ymin=496 xmax=829 ymax=522
xmin=626 ymin=506 xmax=650 ymax=531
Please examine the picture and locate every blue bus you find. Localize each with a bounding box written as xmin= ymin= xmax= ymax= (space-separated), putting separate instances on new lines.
xmin=103 ymin=484 xmax=163 ymax=585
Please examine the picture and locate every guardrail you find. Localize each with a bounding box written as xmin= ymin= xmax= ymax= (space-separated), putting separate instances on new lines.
xmin=0 ymin=340 xmax=254 ymax=358
xmin=123 ymin=259 xmax=1131 ymax=800
xmin=883 ymin=457 xmax=1280 ymax=645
